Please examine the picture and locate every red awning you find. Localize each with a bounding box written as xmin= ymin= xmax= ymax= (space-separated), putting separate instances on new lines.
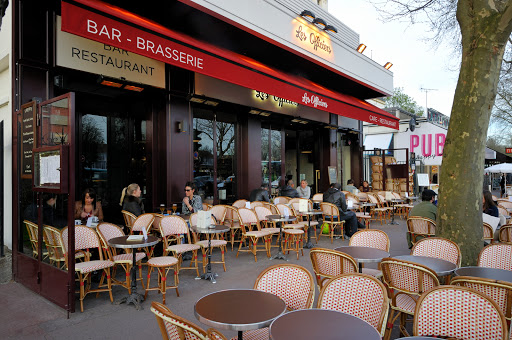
xmin=61 ymin=0 xmax=399 ymax=129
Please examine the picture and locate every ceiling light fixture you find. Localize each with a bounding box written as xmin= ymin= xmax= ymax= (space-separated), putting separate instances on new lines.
xmin=300 ymin=10 xmax=315 ymax=20
xmin=324 ymin=25 xmax=337 ymax=33
xmin=384 ymin=62 xmax=393 ymax=70
xmin=124 ymin=85 xmax=144 ymax=92
xmin=357 ymin=43 xmax=367 ymax=53
xmin=312 ymin=18 xmax=327 ymax=28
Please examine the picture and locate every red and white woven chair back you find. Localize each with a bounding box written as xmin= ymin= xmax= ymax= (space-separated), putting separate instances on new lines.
xmin=122 ymin=210 xmax=136 ymax=227
xmin=499 ymin=201 xmax=512 ymax=210
xmin=407 ymin=217 xmax=436 ymax=235
xmin=414 ymin=286 xmax=507 ymax=340
xmin=498 ymin=207 xmax=509 ymax=217
xmin=254 ymin=206 xmax=272 ymax=222
xmin=97 ymin=223 xmax=124 ymax=242
xmin=310 ymin=248 xmax=358 ymax=278
xmin=349 ymin=230 xmax=389 ymax=251
xmin=238 ymin=208 xmax=258 ymax=225
xmin=189 ymin=212 xmax=215 ymax=228
xmin=411 ymin=237 xmax=461 ymax=266
xmin=274 ymin=196 xmax=290 ymax=204
xmin=159 ymin=216 xmax=189 ymax=236
xmin=276 ymin=204 xmax=294 ymax=216
xmin=151 ymin=302 xmax=207 ymax=340
xmin=478 ymin=244 xmax=512 ymax=271
xmin=380 ymin=258 xmax=439 ymax=295
xmin=312 ymin=193 xmax=323 ymax=201
xmin=210 ymin=205 xmax=226 ymax=224
xmin=254 ymin=264 xmax=315 ymax=310
xmin=451 ymin=277 xmax=512 ymax=320
xmin=206 ymin=328 xmax=227 ymax=340
xmin=320 ymin=202 xmax=339 ymax=217
xmin=317 ymin=274 xmax=388 ymax=336
xmin=232 ymin=199 xmax=248 ymax=209
xmin=483 ymin=223 xmax=494 ymax=240
xmin=62 ymin=226 xmax=101 ymax=253
xmin=250 ymin=201 xmax=265 ymax=210
xmin=132 ymin=213 xmax=155 ymax=233
xmin=499 ymin=225 xmax=512 ymax=243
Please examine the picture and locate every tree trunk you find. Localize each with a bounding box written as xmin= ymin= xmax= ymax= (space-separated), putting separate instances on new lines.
xmin=438 ymin=0 xmax=512 ymax=266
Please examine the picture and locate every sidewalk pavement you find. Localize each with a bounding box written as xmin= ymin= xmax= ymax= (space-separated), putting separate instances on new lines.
xmin=1 ymin=216 xmax=411 ymax=340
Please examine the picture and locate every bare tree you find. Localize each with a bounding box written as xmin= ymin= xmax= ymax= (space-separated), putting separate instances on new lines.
xmin=372 ymin=0 xmax=512 ymax=265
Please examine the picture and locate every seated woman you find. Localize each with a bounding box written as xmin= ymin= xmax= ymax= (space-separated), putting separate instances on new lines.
xmin=182 ymin=181 xmax=203 ymax=214
xmin=483 ymin=190 xmax=499 ymax=217
xmin=75 ymin=188 xmax=104 ymax=223
xmin=359 ymin=180 xmax=371 ymax=192
xmin=120 ymin=183 xmax=145 ymax=217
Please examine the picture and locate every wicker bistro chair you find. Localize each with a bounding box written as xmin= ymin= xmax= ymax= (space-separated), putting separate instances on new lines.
xmin=240 ymin=264 xmax=316 ymax=340
xmin=43 ymin=225 xmax=86 ymax=269
xmin=406 ymin=216 xmax=436 ymax=246
xmin=121 ymin=210 xmax=137 ymax=229
xmin=499 ymin=201 xmax=512 ymax=210
xmin=145 ymin=255 xmax=179 ymax=305
xmin=151 ymin=301 xmax=208 ymax=340
xmin=451 ymin=276 xmax=512 ymax=322
xmin=367 ymin=193 xmax=389 ymax=225
xmin=312 ymin=193 xmax=323 ymax=201
xmin=273 ymin=196 xmax=291 ymax=204
xmin=349 ymin=229 xmax=390 ymax=278
xmin=484 ymin=222 xmax=495 ymax=244
xmin=249 ymin=201 xmax=266 ymax=210
xmin=478 ymin=243 xmax=512 ymax=271
xmin=206 ymin=328 xmax=228 ymax=340
xmin=223 ymin=205 xmax=241 ymax=251
xmin=24 ymin=220 xmax=39 ymax=258
xmin=61 ymin=226 xmax=115 ymax=312
xmin=499 ymin=224 xmax=512 ymax=243
xmin=413 ymin=285 xmax=507 ymax=340
xmin=159 ymin=216 xmax=201 ymax=277
xmin=96 ymin=223 xmax=146 ymax=293
xmin=309 ymin=247 xmax=358 ymax=290
xmin=262 ymin=202 xmax=279 ymax=215
xmin=319 ymin=202 xmax=345 ymax=243
xmin=189 ymin=213 xmax=229 ymax=274
xmin=236 ymin=208 xmax=273 ymax=262
xmin=232 ymin=199 xmax=249 ymax=209
xmin=380 ymin=257 xmax=440 ymax=340
xmin=202 ymin=203 xmax=213 ymax=211
xmin=130 ymin=213 xmax=156 ymax=259
xmin=291 ymin=201 xmax=319 ymax=242
xmin=317 ymin=273 xmax=389 ymax=338
xmin=411 ymin=237 xmax=462 ymax=267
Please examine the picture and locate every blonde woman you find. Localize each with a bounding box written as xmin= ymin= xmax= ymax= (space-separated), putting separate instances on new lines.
xmin=120 ymin=183 xmax=145 ymax=216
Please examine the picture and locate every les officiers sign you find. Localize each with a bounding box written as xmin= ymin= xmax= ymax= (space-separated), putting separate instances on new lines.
xmin=56 ymin=17 xmax=165 ymax=88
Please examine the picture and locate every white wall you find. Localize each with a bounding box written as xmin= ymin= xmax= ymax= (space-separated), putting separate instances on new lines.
xmin=0 ymin=2 xmax=12 ymax=249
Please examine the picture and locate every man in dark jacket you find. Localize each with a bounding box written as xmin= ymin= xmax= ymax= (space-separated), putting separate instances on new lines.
xmin=279 ymin=179 xmax=300 ymax=198
xmin=323 ymin=183 xmax=363 ymax=238
xmin=249 ymin=184 xmax=270 ymax=202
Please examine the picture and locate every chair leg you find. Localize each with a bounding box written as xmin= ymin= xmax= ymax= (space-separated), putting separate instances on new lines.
xmin=144 ymin=266 xmax=153 ymax=300
xmin=79 ymin=273 xmax=85 ymax=313
xmin=106 ymin=268 xmax=113 ymax=303
xmin=221 ymin=246 xmax=226 ymax=272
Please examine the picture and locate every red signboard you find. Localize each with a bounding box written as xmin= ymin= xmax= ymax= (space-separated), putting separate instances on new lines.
xmin=506 ymin=148 xmax=512 ymax=154
xmin=61 ymin=1 xmax=399 ymax=129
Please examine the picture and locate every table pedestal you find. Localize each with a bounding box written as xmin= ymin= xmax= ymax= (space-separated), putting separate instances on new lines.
xmin=200 ymin=237 xmax=218 ymax=283
xmin=304 ymin=215 xmax=315 ymax=249
xmin=388 ymin=201 xmax=399 ymax=225
xmin=116 ymin=250 xmax=144 ymax=310
xmin=270 ymin=221 xmax=287 ymax=261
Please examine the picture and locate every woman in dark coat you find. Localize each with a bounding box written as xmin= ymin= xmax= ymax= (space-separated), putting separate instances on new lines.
xmin=120 ymin=183 xmax=145 ymax=216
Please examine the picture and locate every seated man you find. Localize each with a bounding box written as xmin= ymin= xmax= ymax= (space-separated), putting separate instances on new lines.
xmin=249 ymin=183 xmax=270 ymax=202
xmin=407 ymin=189 xmax=437 ymax=248
xmin=323 ymin=183 xmax=364 ymax=238
xmin=344 ymin=179 xmax=358 ymax=194
xmin=279 ymin=179 xmax=300 ymax=198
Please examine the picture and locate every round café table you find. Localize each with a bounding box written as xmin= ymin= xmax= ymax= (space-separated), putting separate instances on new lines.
xmin=454 ymin=266 xmax=512 ymax=283
xmin=335 ymin=246 xmax=389 ymax=273
xmin=266 ymin=215 xmax=297 ymax=260
xmin=296 ymin=210 xmax=323 ymax=248
xmin=191 ymin=225 xmax=230 ymax=283
xmin=108 ymin=235 xmax=160 ymax=310
xmin=269 ymin=309 xmax=380 ymax=340
xmin=393 ymin=255 xmax=457 ymax=276
xmin=195 ymin=289 xmax=286 ymax=340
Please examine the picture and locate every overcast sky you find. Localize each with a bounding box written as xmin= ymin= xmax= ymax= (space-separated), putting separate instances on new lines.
xmin=329 ymin=0 xmax=460 ymax=116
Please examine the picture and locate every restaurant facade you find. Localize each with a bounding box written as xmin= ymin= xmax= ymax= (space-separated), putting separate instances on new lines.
xmin=9 ymin=0 xmax=398 ymax=311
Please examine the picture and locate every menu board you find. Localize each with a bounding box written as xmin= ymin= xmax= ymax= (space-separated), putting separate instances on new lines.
xmin=20 ymin=101 xmax=37 ymax=179
xmin=33 ymin=145 xmax=69 ymax=193
xmin=328 ymin=166 xmax=337 ymax=185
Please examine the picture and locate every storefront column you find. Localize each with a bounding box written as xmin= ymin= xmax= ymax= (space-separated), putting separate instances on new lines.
xmin=238 ymin=114 xmax=262 ymax=199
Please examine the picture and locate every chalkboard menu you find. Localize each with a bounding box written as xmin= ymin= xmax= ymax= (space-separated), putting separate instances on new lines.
xmin=20 ymin=101 xmax=37 ymax=179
